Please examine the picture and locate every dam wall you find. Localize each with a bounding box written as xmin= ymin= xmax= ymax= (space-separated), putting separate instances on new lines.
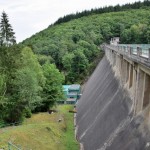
xmin=105 ymin=44 xmax=150 ymax=115
xmin=76 ymin=44 xmax=150 ymax=150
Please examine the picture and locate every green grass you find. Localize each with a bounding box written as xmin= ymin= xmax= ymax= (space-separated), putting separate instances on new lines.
xmin=0 ymin=105 xmax=79 ymax=150
xmin=59 ymin=105 xmax=79 ymax=150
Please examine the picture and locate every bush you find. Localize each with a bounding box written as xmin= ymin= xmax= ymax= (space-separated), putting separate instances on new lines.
xmin=24 ymin=107 xmax=32 ymax=118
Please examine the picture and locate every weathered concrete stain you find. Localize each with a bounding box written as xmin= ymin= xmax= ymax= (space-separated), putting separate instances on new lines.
xmin=76 ymin=56 xmax=150 ymax=150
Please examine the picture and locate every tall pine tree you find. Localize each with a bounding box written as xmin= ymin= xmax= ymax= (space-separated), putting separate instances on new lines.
xmin=0 ymin=11 xmax=16 ymax=46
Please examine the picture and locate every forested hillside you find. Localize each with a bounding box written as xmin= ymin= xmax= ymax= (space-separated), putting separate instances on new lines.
xmin=0 ymin=2 xmax=150 ymax=124
xmin=54 ymin=0 xmax=150 ymax=25
xmin=22 ymin=7 xmax=150 ymax=83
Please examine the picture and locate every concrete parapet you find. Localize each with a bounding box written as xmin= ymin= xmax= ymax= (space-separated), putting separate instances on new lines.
xmin=76 ymin=56 xmax=150 ymax=150
xmin=105 ymin=44 xmax=150 ymax=68
xmin=104 ymin=44 xmax=150 ymax=116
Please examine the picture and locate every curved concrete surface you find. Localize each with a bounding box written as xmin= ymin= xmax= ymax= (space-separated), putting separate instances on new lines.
xmin=76 ymin=56 xmax=150 ymax=150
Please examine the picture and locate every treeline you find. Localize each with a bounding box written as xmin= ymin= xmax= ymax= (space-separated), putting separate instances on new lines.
xmin=0 ymin=12 xmax=64 ymax=124
xmin=54 ymin=0 xmax=150 ymax=25
xmin=22 ymin=8 xmax=150 ymax=84
xmin=1 ymin=6 xmax=150 ymax=124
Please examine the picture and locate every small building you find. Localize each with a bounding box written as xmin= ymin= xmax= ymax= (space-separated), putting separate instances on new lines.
xmin=62 ymin=84 xmax=81 ymax=104
xmin=66 ymin=98 xmax=77 ymax=104
xmin=68 ymin=84 xmax=81 ymax=97
xmin=110 ymin=37 xmax=120 ymax=45
xmin=63 ymin=85 xmax=71 ymax=99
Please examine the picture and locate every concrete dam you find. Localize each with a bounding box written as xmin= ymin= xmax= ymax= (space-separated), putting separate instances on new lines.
xmin=76 ymin=44 xmax=150 ymax=150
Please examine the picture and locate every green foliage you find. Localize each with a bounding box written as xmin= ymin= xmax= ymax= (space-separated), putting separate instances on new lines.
xmin=62 ymin=53 xmax=74 ymax=71
xmin=53 ymin=0 xmax=150 ymax=25
xmin=0 ymin=46 xmax=45 ymax=123
xmin=0 ymin=11 xmax=16 ymax=46
xmin=22 ymin=7 xmax=150 ymax=83
xmin=0 ymin=12 xmax=67 ymax=123
xmin=121 ymin=23 xmax=150 ymax=44
xmin=41 ymin=63 xmax=64 ymax=110
xmin=0 ymin=45 xmax=65 ymax=123
xmin=0 ymin=45 xmax=21 ymax=122
xmin=71 ymin=49 xmax=88 ymax=81
xmin=37 ymin=54 xmax=54 ymax=65
xmin=0 ymin=73 xmax=6 ymax=99
xmin=23 ymin=107 xmax=32 ymax=118
xmin=13 ymin=47 xmax=45 ymax=110
xmin=1 ymin=6 xmax=150 ymax=123
xmin=0 ymin=73 xmax=6 ymax=121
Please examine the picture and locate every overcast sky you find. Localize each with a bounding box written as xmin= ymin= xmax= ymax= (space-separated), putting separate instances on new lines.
xmin=0 ymin=0 xmax=142 ymax=42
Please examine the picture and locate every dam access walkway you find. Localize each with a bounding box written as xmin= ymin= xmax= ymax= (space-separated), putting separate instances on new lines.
xmin=104 ymin=44 xmax=150 ymax=68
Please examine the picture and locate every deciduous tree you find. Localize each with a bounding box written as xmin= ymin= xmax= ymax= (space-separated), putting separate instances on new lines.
xmin=41 ymin=63 xmax=64 ymax=110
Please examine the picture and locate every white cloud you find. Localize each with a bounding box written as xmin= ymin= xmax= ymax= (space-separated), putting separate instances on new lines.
xmin=0 ymin=0 xmax=143 ymax=42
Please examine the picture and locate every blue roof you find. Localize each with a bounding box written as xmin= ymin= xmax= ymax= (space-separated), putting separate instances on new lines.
xmin=63 ymin=85 xmax=71 ymax=95
xmin=63 ymin=85 xmax=71 ymax=91
xmin=69 ymin=84 xmax=80 ymax=90
xmin=63 ymin=84 xmax=80 ymax=97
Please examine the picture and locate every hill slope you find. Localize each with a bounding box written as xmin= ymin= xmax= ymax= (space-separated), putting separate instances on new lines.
xmin=0 ymin=105 xmax=79 ymax=150
xmin=21 ymin=8 xmax=150 ymax=83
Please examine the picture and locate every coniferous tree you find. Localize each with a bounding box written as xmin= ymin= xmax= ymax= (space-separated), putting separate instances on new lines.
xmin=0 ymin=11 xmax=16 ymax=46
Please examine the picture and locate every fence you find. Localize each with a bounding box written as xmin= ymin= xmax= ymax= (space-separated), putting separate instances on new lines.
xmin=0 ymin=122 xmax=23 ymax=150
xmin=104 ymin=44 xmax=150 ymax=68
xmin=8 ymin=142 xmax=22 ymax=150
xmin=118 ymin=44 xmax=150 ymax=58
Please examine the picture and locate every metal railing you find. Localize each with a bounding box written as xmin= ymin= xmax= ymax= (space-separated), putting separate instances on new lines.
xmin=8 ymin=142 xmax=22 ymax=150
xmin=104 ymin=44 xmax=150 ymax=68
xmin=118 ymin=44 xmax=150 ymax=58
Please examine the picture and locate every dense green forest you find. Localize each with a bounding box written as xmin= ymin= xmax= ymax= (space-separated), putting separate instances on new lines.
xmin=0 ymin=12 xmax=64 ymax=124
xmin=22 ymin=6 xmax=150 ymax=83
xmin=53 ymin=0 xmax=150 ymax=25
xmin=0 ymin=1 xmax=150 ymax=124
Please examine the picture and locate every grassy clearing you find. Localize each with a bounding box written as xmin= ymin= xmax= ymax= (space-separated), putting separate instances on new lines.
xmin=0 ymin=105 xmax=79 ymax=150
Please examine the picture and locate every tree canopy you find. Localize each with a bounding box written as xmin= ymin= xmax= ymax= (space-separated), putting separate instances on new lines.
xmin=53 ymin=0 xmax=150 ymax=25
xmin=0 ymin=12 xmax=64 ymax=123
xmin=1 ymin=4 xmax=150 ymax=123
xmin=0 ymin=11 xmax=16 ymax=46
xmin=22 ymin=7 xmax=150 ymax=83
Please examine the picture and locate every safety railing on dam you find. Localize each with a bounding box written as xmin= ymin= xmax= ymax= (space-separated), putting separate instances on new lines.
xmin=103 ymin=43 xmax=150 ymax=115
xmin=104 ymin=44 xmax=150 ymax=68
